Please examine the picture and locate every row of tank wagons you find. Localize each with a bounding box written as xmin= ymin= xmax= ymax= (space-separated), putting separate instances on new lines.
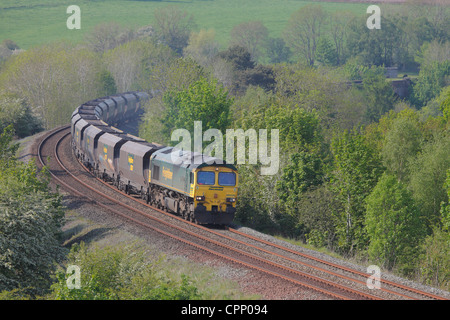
xmin=70 ymin=91 xmax=238 ymax=225
xmin=71 ymin=91 xmax=154 ymax=188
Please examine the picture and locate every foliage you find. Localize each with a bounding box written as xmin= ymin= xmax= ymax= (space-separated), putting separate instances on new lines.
xmin=184 ymin=29 xmax=220 ymax=67
xmin=409 ymin=133 xmax=450 ymax=230
xmin=0 ymin=126 xmax=65 ymax=295
xmin=361 ymin=67 xmax=396 ymax=123
xmin=365 ymin=173 xmax=425 ymax=273
xmin=412 ymin=61 xmax=450 ymax=108
xmin=230 ymin=21 xmax=268 ymax=62
xmin=381 ymin=116 xmax=422 ymax=182
xmin=418 ymin=227 xmax=450 ymax=289
xmin=0 ymin=92 xmax=42 ymax=138
xmin=145 ymin=77 xmax=233 ymax=145
xmin=153 ymin=5 xmax=196 ymax=55
xmin=283 ymin=4 xmax=327 ymax=66
xmin=0 ymin=43 xmax=114 ymax=129
xmin=215 ymin=45 xmax=276 ymax=95
xmin=315 ymin=37 xmax=337 ymax=67
xmin=50 ymin=242 xmax=201 ymax=300
xmin=330 ymin=129 xmax=384 ymax=254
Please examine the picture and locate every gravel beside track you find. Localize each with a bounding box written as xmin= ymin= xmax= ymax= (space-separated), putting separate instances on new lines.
xmin=21 ymin=127 xmax=450 ymax=300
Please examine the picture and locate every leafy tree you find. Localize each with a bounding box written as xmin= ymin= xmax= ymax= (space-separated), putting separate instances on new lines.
xmin=230 ymin=21 xmax=269 ymax=62
xmin=409 ymin=133 xmax=450 ymax=230
xmin=84 ymin=22 xmax=135 ymax=53
xmin=441 ymin=170 xmax=450 ymax=232
xmin=0 ymin=92 xmax=42 ymax=138
xmin=218 ymin=45 xmax=255 ymax=71
xmin=381 ymin=116 xmax=422 ymax=182
xmin=184 ymin=29 xmax=220 ymax=67
xmin=440 ymin=86 xmax=450 ymax=125
xmin=365 ymin=173 xmax=425 ymax=273
xmin=329 ymin=11 xmax=355 ymax=66
xmin=153 ymin=5 xmax=196 ymax=55
xmin=315 ymin=37 xmax=337 ymax=66
xmin=158 ymin=77 xmax=232 ymax=144
xmin=362 ymin=67 xmax=396 ymax=123
xmin=418 ymin=227 xmax=450 ymax=290
xmin=0 ymin=43 xmax=112 ymax=129
xmin=104 ymin=39 xmax=174 ymax=93
xmin=276 ymin=151 xmax=324 ymax=205
xmin=265 ymin=38 xmax=291 ymax=64
xmin=330 ymin=129 xmax=384 ymax=254
xmin=283 ymin=4 xmax=327 ymax=66
xmin=217 ymin=46 xmax=275 ymax=95
xmin=51 ymin=243 xmax=201 ymax=300
xmin=412 ymin=61 xmax=450 ymax=108
xmin=0 ymin=126 xmax=65 ymax=295
xmin=263 ymin=105 xmax=321 ymax=153
xmin=346 ymin=16 xmax=398 ymax=67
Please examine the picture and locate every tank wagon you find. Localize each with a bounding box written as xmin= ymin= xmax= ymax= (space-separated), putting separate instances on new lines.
xmin=71 ymin=92 xmax=237 ymax=225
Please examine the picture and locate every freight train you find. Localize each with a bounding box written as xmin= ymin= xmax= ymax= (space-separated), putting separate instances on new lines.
xmin=71 ymin=92 xmax=238 ymax=225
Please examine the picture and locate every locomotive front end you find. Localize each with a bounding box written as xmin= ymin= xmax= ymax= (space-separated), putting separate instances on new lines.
xmin=193 ymin=165 xmax=238 ymax=225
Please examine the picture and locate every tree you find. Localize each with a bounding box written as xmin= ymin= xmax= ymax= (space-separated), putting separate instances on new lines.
xmin=412 ymin=61 xmax=450 ymax=108
xmin=50 ymin=243 xmax=201 ymax=300
xmin=0 ymin=92 xmax=42 ymax=138
xmin=365 ymin=173 xmax=425 ymax=273
xmin=315 ymin=37 xmax=337 ymax=66
xmin=409 ymin=134 xmax=450 ymax=230
xmin=0 ymin=43 xmax=112 ymax=129
xmin=153 ymin=5 xmax=196 ymax=55
xmin=283 ymin=4 xmax=327 ymax=66
xmin=217 ymin=46 xmax=275 ymax=95
xmin=381 ymin=117 xmax=422 ymax=182
xmin=362 ymin=67 xmax=396 ymax=123
xmin=104 ymin=40 xmax=174 ymax=93
xmin=265 ymin=37 xmax=291 ymax=64
xmin=331 ymin=129 xmax=384 ymax=254
xmin=0 ymin=127 xmax=65 ymax=295
xmin=84 ymin=22 xmax=136 ymax=53
xmin=276 ymin=151 xmax=324 ymax=205
xmin=346 ymin=16 xmax=399 ymax=67
xmin=440 ymin=86 xmax=450 ymax=124
xmin=184 ymin=29 xmax=220 ymax=67
xmin=329 ymin=11 xmax=355 ymax=66
xmin=230 ymin=21 xmax=269 ymax=62
xmin=144 ymin=78 xmax=232 ymax=145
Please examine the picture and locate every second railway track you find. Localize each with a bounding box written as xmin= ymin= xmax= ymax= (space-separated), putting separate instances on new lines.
xmin=36 ymin=125 xmax=449 ymax=301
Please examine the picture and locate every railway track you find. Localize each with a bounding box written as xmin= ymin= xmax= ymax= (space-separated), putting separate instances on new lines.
xmin=36 ymin=125 xmax=449 ymax=300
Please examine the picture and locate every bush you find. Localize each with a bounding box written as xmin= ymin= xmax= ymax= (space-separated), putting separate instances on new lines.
xmin=50 ymin=242 xmax=202 ymax=300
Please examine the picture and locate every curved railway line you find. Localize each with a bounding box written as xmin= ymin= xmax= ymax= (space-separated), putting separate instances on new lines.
xmin=36 ymin=125 xmax=449 ymax=301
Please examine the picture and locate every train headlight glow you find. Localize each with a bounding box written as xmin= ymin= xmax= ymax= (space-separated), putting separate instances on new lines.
xmin=226 ymin=198 xmax=236 ymax=203
xmin=196 ymin=196 xmax=205 ymax=201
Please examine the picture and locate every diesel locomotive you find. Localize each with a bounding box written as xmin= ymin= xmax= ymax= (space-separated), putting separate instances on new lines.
xmin=71 ymin=92 xmax=238 ymax=225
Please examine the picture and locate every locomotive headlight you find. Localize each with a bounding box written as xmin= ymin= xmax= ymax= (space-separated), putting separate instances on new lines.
xmin=226 ymin=197 xmax=236 ymax=203
xmin=196 ymin=196 xmax=205 ymax=201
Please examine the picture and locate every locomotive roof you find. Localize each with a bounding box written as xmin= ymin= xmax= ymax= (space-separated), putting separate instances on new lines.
xmin=151 ymin=147 xmax=237 ymax=171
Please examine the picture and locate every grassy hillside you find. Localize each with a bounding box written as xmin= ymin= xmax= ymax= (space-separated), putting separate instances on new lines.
xmin=0 ymin=0 xmax=368 ymax=49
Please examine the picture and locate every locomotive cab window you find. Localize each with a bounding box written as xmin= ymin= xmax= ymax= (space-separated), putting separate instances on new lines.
xmin=218 ymin=172 xmax=236 ymax=186
xmin=197 ymin=171 xmax=215 ymax=185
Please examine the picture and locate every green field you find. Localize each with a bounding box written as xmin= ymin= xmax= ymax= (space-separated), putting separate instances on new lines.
xmin=0 ymin=0 xmax=370 ymax=49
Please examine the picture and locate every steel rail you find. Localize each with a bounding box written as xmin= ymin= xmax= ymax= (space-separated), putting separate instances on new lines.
xmin=38 ymin=126 xmax=366 ymax=300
